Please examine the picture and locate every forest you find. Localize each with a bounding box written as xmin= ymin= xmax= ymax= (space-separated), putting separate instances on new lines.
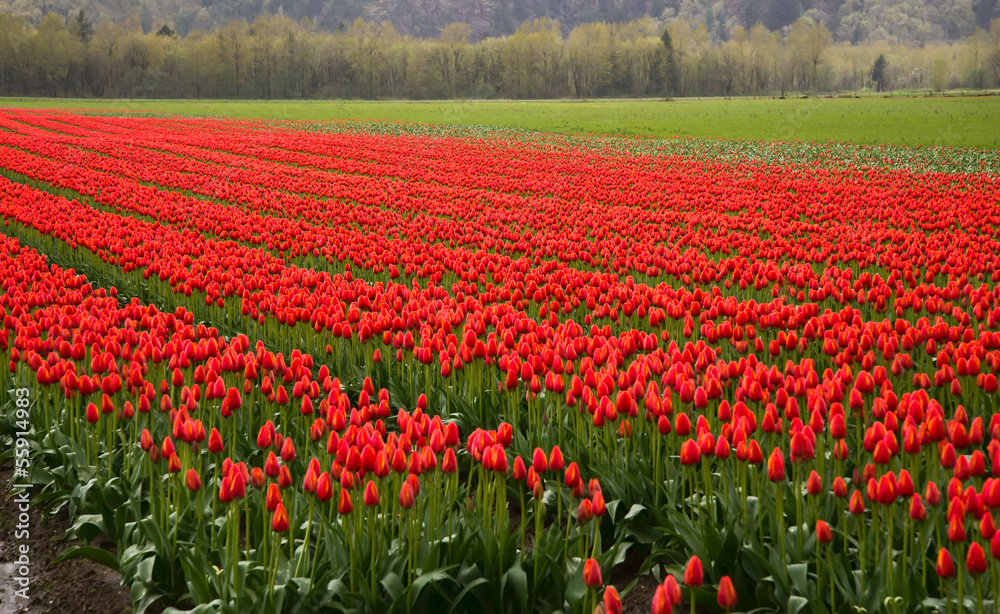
xmin=0 ymin=8 xmax=998 ymax=100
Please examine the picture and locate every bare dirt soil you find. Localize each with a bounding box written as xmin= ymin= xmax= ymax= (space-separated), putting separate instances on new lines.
xmin=0 ymin=467 xmax=132 ymax=614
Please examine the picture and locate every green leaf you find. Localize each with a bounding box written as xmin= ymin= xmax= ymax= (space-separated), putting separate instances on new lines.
xmin=381 ymin=572 xmax=405 ymax=602
xmin=788 ymin=595 xmax=810 ymax=614
xmin=53 ymin=545 xmax=119 ymax=571
xmin=787 ymin=563 xmax=808 ymax=596
xmin=623 ymin=503 xmax=646 ymax=520
xmin=501 ymin=556 xmax=528 ymax=613
xmin=178 ymin=548 xmax=214 ymax=603
xmin=447 ymin=577 xmax=490 ymax=614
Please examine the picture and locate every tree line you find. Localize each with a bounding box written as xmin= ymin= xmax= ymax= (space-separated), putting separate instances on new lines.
xmin=0 ymin=11 xmax=999 ymax=100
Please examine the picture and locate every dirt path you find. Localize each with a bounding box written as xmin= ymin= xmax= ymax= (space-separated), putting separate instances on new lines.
xmin=0 ymin=468 xmax=132 ymax=613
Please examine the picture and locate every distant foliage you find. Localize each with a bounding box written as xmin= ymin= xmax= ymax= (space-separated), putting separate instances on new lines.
xmin=0 ymin=10 xmax=997 ymax=99
xmin=0 ymin=0 xmax=995 ymax=41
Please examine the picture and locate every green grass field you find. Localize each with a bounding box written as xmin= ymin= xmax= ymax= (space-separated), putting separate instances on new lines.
xmin=2 ymin=95 xmax=998 ymax=148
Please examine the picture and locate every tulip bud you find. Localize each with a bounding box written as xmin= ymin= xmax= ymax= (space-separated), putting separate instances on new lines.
xmin=716 ymin=575 xmax=737 ymax=609
xmin=680 ymin=439 xmax=700 ymax=465
xmin=399 ymin=481 xmax=415 ymax=509
xmin=532 ymin=447 xmax=548 ymax=473
xmin=513 ymin=456 xmax=527 ymax=481
xmin=806 ymin=471 xmax=822 ymax=496
xmin=849 ymin=490 xmax=865 ymax=515
xmin=767 ymin=447 xmax=785 ymax=482
xmin=442 ymin=448 xmax=458 ymax=473
xmin=339 ymin=488 xmax=354 ymax=515
xmin=186 ymin=469 xmax=202 ymax=491
xmin=363 ymin=480 xmax=379 ymax=507
xmin=603 ymin=586 xmax=621 ymax=614
xmin=272 ymin=502 xmax=289 ymax=532
xmin=651 ymin=584 xmax=672 ymax=614
xmin=209 ymin=427 xmax=224 ymax=454
xmin=684 ymin=555 xmax=703 ymax=587
xmin=278 ymin=464 xmax=293 ymax=489
xmin=936 ymin=548 xmax=955 ymax=578
xmin=832 ymin=476 xmax=847 ymax=498
xmin=947 ymin=513 xmax=967 ymax=542
xmin=965 ymin=542 xmax=986 ymax=576
xmin=583 ymin=558 xmax=602 ymax=588
xmin=910 ymin=494 xmax=927 ymax=521
xmin=816 ymin=519 xmax=833 ymax=543
xmin=656 ymin=575 xmax=680 ymax=606
xmin=266 ymin=482 xmax=282 ymax=512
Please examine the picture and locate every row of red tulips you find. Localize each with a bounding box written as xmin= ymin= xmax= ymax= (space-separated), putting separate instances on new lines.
xmin=2 ymin=111 xmax=1000 ymax=613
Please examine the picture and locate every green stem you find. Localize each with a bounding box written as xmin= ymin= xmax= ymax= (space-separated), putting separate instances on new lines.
xmin=295 ymin=498 xmax=315 ymax=577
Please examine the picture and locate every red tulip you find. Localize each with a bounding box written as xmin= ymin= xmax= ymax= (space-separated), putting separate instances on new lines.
xmin=767 ymin=448 xmax=785 ymax=482
xmin=186 ymin=469 xmax=202 ymax=491
xmin=680 ymin=439 xmax=700 ymax=466
xmin=816 ymin=519 xmax=833 ymax=543
xmin=583 ymin=558 xmax=602 ymax=588
xmin=716 ymin=575 xmax=737 ymax=609
xmin=272 ymin=502 xmax=289 ymax=532
xmin=936 ymin=548 xmax=955 ymax=578
xmin=549 ymin=446 xmax=566 ymax=471
xmin=967 ymin=542 xmax=988 ymax=575
xmin=684 ymin=555 xmax=703 ymax=587
xmin=260 ymin=481 xmax=279 ymax=511
xmin=338 ymin=488 xmax=354 ymax=515
xmin=363 ymin=480 xmax=379 ymax=507
xmin=399 ymin=481 xmax=415 ymax=509
xmin=663 ymin=575 xmax=683 ymax=605
xmin=806 ymin=471 xmax=822 ymax=496
xmin=604 ymin=586 xmax=622 ymax=614
xmin=947 ymin=513 xmax=967 ymax=542
xmin=849 ymin=490 xmax=865 ymax=515
xmin=651 ymin=584 xmax=672 ymax=614
xmin=910 ymin=494 xmax=927 ymax=521
xmin=316 ymin=472 xmax=333 ymax=502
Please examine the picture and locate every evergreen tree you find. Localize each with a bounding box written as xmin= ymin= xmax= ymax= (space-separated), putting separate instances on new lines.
xmin=660 ymin=28 xmax=677 ymax=95
xmin=871 ymin=52 xmax=887 ymax=91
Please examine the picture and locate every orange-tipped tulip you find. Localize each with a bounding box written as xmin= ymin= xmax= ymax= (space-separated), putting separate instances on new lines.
xmin=266 ymin=483 xmax=282 ymax=512
xmin=442 ymin=448 xmax=458 ymax=473
xmin=547 ymin=445 xmax=563 ymax=471
xmin=363 ymin=480 xmax=379 ymax=507
xmin=684 ymin=555 xmax=703 ymax=587
xmin=716 ymin=575 xmax=737 ymax=609
xmin=532 ymin=447 xmax=548 ymax=473
xmin=186 ymin=469 xmax=202 ymax=491
xmin=816 ymin=519 xmax=833 ymax=543
xmin=583 ymin=558 xmax=602 ymax=588
xmin=339 ymin=488 xmax=354 ymax=515
xmin=399 ymin=481 xmax=415 ymax=509
xmin=767 ymin=447 xmax=785 ymax=482
xmin=316 ymin=472 xmax=333 ymax=502
xmin=849 ymin=490 xmax=865 ymax=515
xmin=664 ymin=575 xmax=683 ymax=605
xmin=967 ymin=542 xmax=988 ymax=575
xmin=208 ymin=427 xmax=224 ymax=454
xmin=603 ymin=586 xmax=622 ymax=614
xmin=937 ymin=548 xmax=955 ymax=578
xmin=806 ymin=470 xmax=822 ymax=496
xmin=651 ymin=584 xmax=672 ymax=614
xmin=168 ymin=453 xmax=182 ymax=474
xmin=86 ymin=402 xmax=99 ymax=424
xmin=272 ymin=502 xmax=289 ymax=532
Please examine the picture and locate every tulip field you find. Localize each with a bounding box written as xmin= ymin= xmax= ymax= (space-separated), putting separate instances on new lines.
xmin=3 ymin=108 xmax=1000 ymax=614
